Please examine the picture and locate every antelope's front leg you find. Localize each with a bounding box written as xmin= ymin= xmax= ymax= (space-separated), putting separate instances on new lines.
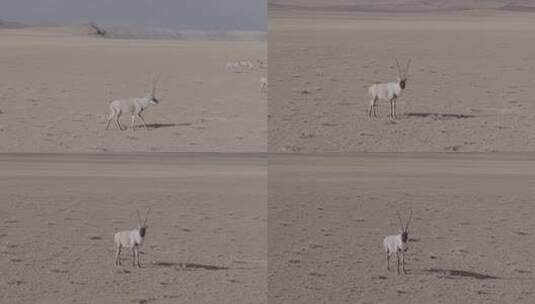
xmin=136 ymin=247 xmax=141 ymax=268
xmin=402 ymin=253 xmax=406 ymax=274
xmin=386 ymin=252 xmax=390 ymax=271
xmin=132 ymin=247 xmax=137 ymax=267
xmin=390 ymin=98 xmax=394 ymax=120
xmin=138 ymin=114 xmax=149 ymax=131
xmin=392 ymin=97 xmax=397 ymax=119
xmin=396 ymin=251 xmax=400 ymax=274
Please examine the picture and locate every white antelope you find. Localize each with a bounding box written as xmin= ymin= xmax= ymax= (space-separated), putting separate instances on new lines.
xmin=383 ymin=209 xmax=412 ymax=274
xmin=114 ymin=208 xmax=151 ymax=268
xmin=240 ymin=60 xmax=254 ymax=70
xmin=368 ymin=59 xmax=411 ymax=120
xmin=225 ymin=62 xmax=239 ymax=71
xmin=105 ymin=78 xmax=160 ymax=131
xmin=225 ymin=60 xmax=254 ymax=72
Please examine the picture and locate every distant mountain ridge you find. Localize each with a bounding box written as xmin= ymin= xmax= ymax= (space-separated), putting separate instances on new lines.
xmin=0 ymin=18 xmax=25 ymax=28
xmin=0 ymin=21 xmax=265 ymax=41
xmin=500 ymin=0 xmax=535 ymax=11
xmin=269 ymin=0 xmax=535 ymax=12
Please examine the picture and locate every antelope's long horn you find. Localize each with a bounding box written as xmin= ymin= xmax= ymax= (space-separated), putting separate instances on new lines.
xmin=405 ymin=208 xmax=413 ymax=231
xmin=404 ymin=59 xmax=412 ymax=78
xmin=396 ymin=211 xmax=404 ymax=231
xmin=151 ymin=76 xmax=160 ymax=96
xmin=394 ymin=58 xmax=402 ymax=78
xmin=136 ymin=209 xmax=142 ymax=226
xmin=143 ymin=207 xmax=151 ymax=226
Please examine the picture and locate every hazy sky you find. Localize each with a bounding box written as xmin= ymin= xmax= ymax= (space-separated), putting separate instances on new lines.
xmin=0 ymin=0 xmax=266 ymax=31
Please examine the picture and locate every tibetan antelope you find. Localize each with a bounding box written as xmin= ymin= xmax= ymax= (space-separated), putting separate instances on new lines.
xmin=114 ymin=208 xmax=151 ymax=268
xmin=383 ymin=209 xmax=412 ymax=274
xmin=105 ymin=78 xmax=160 ymax=131
xmin=368 ymin=59 xmax=411 ymax=120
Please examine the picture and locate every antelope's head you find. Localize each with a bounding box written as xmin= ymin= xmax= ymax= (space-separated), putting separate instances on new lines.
xmin=150 ymin=77 xmax=160 ymax=105
xmin=397 ymin=209 xmax=413 ymax=251
xmin=395 ymin=58 xmax=411 ymax=89
xmin=136 ymin=208 xmax=151 ymax=237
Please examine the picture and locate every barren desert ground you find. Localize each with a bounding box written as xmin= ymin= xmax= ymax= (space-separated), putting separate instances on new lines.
xmin=0 ymin=26 xmax=266 ymax=152
xmin=269 ymin=153 xmax=535 ymax=303
xmin=0 ymin=153 xmax=266 ymax=304
xmin=269 ymin=8 xmax=535 ymax=152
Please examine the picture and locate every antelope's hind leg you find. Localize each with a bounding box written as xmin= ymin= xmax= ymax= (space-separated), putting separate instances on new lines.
xmin=115 ymin=113 xmax=124 ymax=131
xmin=106 ymin=113 xmax=114 ymax=130
xmin=368 ymin=98 xmax=377 ymax=119
xmin=385 ymin=251 xmax=390 ymax=271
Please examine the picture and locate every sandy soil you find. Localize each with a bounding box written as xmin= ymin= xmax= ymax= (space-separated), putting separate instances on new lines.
xmin=269 ymin=9 xmax=535 ymax=152
xmin=0 ymin=153 xmax=266 ymax=304
xmin=269 ymin=153 xmax=535 ymax=303
xmin=0 ymin=27 xmax=266 ymax=152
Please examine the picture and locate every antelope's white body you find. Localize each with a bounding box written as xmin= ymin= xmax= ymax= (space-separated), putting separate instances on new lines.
xmin=383 ymin=233 xmax=407 ymax=254
xmin=114 ymin=228 xmax=144 ymax=249
xmin=106 ymin=78 xmax=160 ymax=131
xmin=369 ymin=81 xmax=403 ymax=103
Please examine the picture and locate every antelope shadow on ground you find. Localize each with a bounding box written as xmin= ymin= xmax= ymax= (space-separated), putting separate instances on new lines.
xmin=402 ymin=113 xmax=475 ymax=119
xmin=134 ymin=122 xmax=193 ymax=129
xmin=422 ymin=268 xmax=502 ymax=280
xmin=152 ymin=261 xmax=229 ymax=271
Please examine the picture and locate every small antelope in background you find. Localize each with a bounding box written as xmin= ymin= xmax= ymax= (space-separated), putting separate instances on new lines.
xmin=260 ymin=77 xmax=268 ymax=91
xmin=114 ymin=208 xmax=151 ymax=268
xmin=383 ymin=209 xmax=412 ymax=274
xmin=105 ymin=78 xmax=160 ymax=131
xmin=368 ymin=58 xmax=411 ymax=120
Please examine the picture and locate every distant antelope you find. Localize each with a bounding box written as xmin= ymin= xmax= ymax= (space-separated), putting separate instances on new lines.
xmin=256 ymin=59 xmax=266 ymax=69
xmin=383 ymin=209 xmax=412 ymax=274
xmin=225 ymin=60 xmax=254 ymax=72
xmin=225 ymin=62 xmax=239 ymax=71
xmin=368 ymin=59 xmax=411 ymax=120
xmin=105 ymin=78 xmax=160 ymax=131
xmin=240 ymin=60 xmax=254 ymax=70
xmin=114 ymin=208 xmax=151 ymax=268
xmin=260 ymin=77 xmax=268 ymax=91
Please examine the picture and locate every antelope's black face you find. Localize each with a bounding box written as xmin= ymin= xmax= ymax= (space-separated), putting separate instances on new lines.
xmin=139 ymin=227 xmax=147 ymax=237
xmin=400 ymin=79 xmax=407 ymax=89
xmin=401 ymin=231 xmax=408 ymax=243
xmin=150 ymin=97 xmax=159 ymax=105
